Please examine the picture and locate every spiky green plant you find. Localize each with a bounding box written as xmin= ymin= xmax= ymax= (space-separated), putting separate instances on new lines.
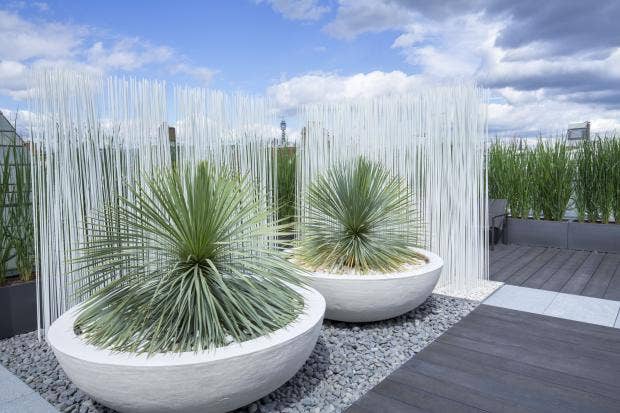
xmin=72 ymin=162 xmax=303 ymax=354
xmin=530 ymin=140 xmax=573 ymax=221
xmin=296 ymin=157 xmax=422 ymax=274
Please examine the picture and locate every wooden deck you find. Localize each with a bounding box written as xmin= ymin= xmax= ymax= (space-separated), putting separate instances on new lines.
xmin=346 ymin=305 xmax=620 ymax=413
xmin=490 ymin=244 xmax=620 ymax=300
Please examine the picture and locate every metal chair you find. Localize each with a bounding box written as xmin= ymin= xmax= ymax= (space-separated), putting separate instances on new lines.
xmin=489 ymin=199 xmax=508 ymax=250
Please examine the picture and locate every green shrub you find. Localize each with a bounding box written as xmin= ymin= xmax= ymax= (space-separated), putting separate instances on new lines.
xmin=10 ymin=144 xmax=34 ymax=281
xmin=275 ymin=147 xmax=296 ymax=225
xmin=0 ymin=147 xmax=12 ymax=285
xmin=488 ymin=140 xmax=530 ymax=219
xmin=296 ymin=157 xmax=422 ymax=273
xmin=573 ymin=139 xmax=597 ymax=222
xmin=73 ymin=163 xmax=303 ymax=354
xmin=610 ymin=139 xmax=620 ymax=223
xmin=593 ymin=138 xmax=615 ymax=224
xmin=529 ymin=140 xmax=573 ymax=221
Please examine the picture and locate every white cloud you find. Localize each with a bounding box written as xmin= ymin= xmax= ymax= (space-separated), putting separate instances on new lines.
xmin=318 ymin=1 xmax=620 ymax=134
xmin=0 ymin=8 xmax=216 ymax=102
xmin=257 ymin=0 xmax=329 ymax=21
xmin=324 ymin=0 xmax=412 ymax=39
xmin=170 ymin=63 xmax=218 ymax=86
xmin=267 ymin=70 xmax=425 ymax=109
xmin=0 ymin=60 xmax=27 ymax=90
xmin=86 ymin=40 xmax=173 ymax=71
xmin=0 ymin=9 xmax=85 ymax=61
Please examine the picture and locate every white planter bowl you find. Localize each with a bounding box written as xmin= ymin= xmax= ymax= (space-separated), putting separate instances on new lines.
xmin=47 ymin=286 xmax=325 ymax=413
xmin=304 ymin=247 xmax=442 ymax=322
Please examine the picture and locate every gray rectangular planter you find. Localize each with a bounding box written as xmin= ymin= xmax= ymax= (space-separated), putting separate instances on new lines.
xmin=505 ymin=218 xmax=569 ymax=248
xmin=567 ymin=221 xmax=620 ymax=253
xmin=0 ymin=280 xmax=37 ymax=339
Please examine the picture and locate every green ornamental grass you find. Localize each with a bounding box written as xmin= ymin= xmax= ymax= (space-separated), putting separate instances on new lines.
xmin=10 ymin=143 xmax=34 ymax=281
xmin=530 ymin=140 xmax=573 ymax=222
xmin=488 ymin=140 xmax=531 ymax=219
xmin=573 ymin=139 xmax=597 ymax=222
xmin=275 ymin=147 xmax=296 ymax=225
xmin=0 ymin=144 xmax=15 ymax=285
xmin=73 ymin=162 xmax=303 ymax=354
xmin=296 ymin=157 xmax=422 ymax=274
xmin=610 ymin=138 xmax=620 ymax=223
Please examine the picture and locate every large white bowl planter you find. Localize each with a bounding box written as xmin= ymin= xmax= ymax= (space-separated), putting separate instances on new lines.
xmin=47 ymin=286 xmax=326 ymax=413
xmin=304 ymin=248 xmax=443 ymax=322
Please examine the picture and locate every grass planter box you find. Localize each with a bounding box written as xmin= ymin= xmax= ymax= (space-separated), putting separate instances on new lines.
xmin=567 ymin=221 xmax=620 ymax=253
xmin=0 ymin=280 xmax=37 ymax=339
xmin=505 ymin=218 xmax=569 ymax=248
xmin=506 ymin=218 xmax=620 ymax=252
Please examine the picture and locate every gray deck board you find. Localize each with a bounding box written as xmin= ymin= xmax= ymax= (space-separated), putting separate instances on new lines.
xmin=521 ymin=248 xmax=573 ymax=289
xmin=491 ymin=246 xmax=546 ymax=282
xmin=582 ymin=254 xmax=620 ymax=298
xmin=603 ymin=262 xmax=620 ymax=301
xmin=504 ymin=247 xmax=560 ymax=286
xmin=561 ymin=252 xmax=605 ymax=295
xmin=490 ymin=244 xmax=620 ymax=299
xmin=346 ymin=305 xmax=620 ymax=413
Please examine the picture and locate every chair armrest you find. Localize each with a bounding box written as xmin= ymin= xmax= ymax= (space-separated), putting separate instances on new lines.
xmin=490 ymin=213 xmax=507 ymax=228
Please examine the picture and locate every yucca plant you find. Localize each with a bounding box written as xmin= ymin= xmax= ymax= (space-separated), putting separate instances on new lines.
xmin=296 ymin=157 xmax=422 ymax=274
xmin=530 ymin=140 xmax=573 ymax=221
xmin=72 ymin=162 xmax=303 ymax=354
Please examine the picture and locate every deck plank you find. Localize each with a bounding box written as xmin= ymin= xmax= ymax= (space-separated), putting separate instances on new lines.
xmin=582 ymin=254 xmax=620 ymax=298
xmin=504 ymin=247 xmax=561 ymax=286
xmin=487 ymin=244 xmax=620 ymax=299
xmin=540 ymin=250 xmax=591 ymax=292
xmin=561 ymin=252 xmax=605 ymax=295
xmin=491 ymin=246 xmax=546 ymax=282
xmin=603 ymin=263 xmax=620 ymax=301
xmin=347 ymin=305 xmax=620 ymax=413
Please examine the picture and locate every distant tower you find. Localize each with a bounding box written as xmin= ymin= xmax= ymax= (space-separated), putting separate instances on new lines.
xmin=280 ymin=119 xmax=287 ymax=146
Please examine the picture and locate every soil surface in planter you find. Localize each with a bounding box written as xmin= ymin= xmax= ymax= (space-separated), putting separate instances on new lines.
xmin=0 ymin=294 xmax=476 ymax=413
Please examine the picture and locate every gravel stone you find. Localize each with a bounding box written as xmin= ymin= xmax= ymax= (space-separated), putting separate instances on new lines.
xmin=0 ymin=294 xmax=476 ymax=413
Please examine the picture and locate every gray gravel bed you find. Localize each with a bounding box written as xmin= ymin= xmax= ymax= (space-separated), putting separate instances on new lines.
xmin=0 ymin=294 xmax=476 ymax=413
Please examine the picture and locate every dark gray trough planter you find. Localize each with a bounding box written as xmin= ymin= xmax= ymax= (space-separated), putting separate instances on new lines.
xmin=567 ymin=221 xmax=620 ymax=253
xmin=0 ymin=280 xmax=37 ymax=339
xmin=506 ymin=218 xmax=620 ymax=252
xmin=505 ymin=218 xmax=569 ymax=248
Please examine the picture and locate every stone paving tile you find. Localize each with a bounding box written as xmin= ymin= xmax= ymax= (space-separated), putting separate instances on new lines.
xmin=0 ymin=364 xmax=57 ymax=412
xmin=544 ymin=293 xmax=620 ymax=327
xmin=483 ymin=285 xmax=558 ymax=313
xmin=0 ymin=393 xmax=58 ymax=413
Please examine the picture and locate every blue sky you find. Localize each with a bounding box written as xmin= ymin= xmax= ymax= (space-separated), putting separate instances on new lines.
xmin=2 ymin=0 xmax=620 ymax=135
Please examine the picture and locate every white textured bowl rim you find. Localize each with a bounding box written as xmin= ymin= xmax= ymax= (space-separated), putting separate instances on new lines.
xmin=47 ymin=285 xmax=325 ymax=367
xmin=302 ymin=247 xmax=443 ymax=280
